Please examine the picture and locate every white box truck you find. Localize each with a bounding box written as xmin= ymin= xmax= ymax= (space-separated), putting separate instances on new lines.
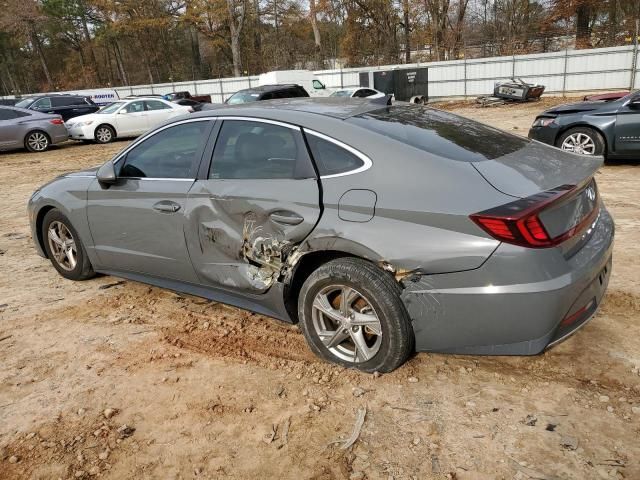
xmin=258 ymin=70 xmax=332 ymax=97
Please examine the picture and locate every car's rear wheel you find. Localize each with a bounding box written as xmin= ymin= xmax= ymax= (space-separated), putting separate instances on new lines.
xmin=25 ymin=131 xmax=50 ymax=152
xmin=94 ymin=125 xmax=115 ymax=144
xmin=557 ymin=127 xmax=605 ymax=156
xmin=298 ymin=257 xmax=414 ymax=372
xmin=42 ymin=209 xmax=95 ymax=281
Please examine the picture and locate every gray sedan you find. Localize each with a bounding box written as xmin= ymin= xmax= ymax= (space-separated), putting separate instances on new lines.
xmin=28 ymin=98 xmax=613 ymax=372
xmin=0 ymin=106 xmax=68 ymax=152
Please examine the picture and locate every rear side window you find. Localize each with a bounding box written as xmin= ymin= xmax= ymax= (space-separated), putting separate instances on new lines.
xmin=145 ymin=100 xmax=171 ymax=110
xmin=0 ymin=109 xmax=14 ymax=120
xmin=52 ymin=97 xmax=73 ymax=107
xmin=305 ymin=133 xmax=365 ymax=177
xmin=210 ymin=120 xmax=314 ymax=179
xmin=119 ymin=121 xmax=210 ymax=179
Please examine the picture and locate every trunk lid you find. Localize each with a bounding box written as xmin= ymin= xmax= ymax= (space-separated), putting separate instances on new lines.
xmin=472 ymin=140 xmax=603 ymax=198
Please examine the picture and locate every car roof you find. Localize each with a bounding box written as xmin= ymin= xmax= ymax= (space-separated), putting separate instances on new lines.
xmin=191 ymin=97 xmax=390 ymax=121
xmin=233 ymin=84 xmax=304 ymax=94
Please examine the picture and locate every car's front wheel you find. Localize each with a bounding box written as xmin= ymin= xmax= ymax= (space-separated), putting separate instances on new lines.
xmin=42 ymin=209 xmax=95 ymax=281
xmin=94 ymin=125 xmax=115 ymax=144
xmin=298 ymin=257 xmax=414 ymax=372
xmin=25 ymin=131 xmax=50 ymax=152
xmin=557 ymin=127 xmax=605 ymax=156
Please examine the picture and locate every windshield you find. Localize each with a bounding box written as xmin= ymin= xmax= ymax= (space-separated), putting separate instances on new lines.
xmin=330 ymin=90 xmax=354 ymax=97
xmin=15 ymin=98 xmax=33 ymax=108
xmin=98 ymin=102 xmax=125 ymax=114
xmin=226 ymin=91 xmax=260 ymax=104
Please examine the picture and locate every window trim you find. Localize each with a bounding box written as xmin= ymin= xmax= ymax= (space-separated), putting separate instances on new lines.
xmin=112 ymin=118 xmax=213 ymax=181
xmin=303 ymin=129 xmax=373 ymax=179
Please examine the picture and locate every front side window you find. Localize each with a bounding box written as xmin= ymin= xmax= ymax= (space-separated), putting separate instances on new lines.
xmin=312 ymin=79 xmax=325 ymax=90
xmin=210 ymin=120 xmax=313 ymax=180
xmin=145 ymin=100 xmax=171 ymax=111
xmin=119 ymin=121 xmax=210 ymax=179
xmin=32 ymin=98 xmax=52 ymax=109
xmin=305 ymin=133 xmax=365 ymax=176
xmin=125 ymin=101 xmax=145 ymax=113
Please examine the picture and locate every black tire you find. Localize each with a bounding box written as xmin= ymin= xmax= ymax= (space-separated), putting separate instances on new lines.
xmin=94 ymin=124 xmax=115 ymax=144
xmin=556 ymin=127 xmax=605 ymax=156
xmin=298 ymin=257 xmax=414 ymax=373
xmin=24 ymin=130 xmax=51 ymax=152
xmin=41 ymin=209 xmax=95 ymax=281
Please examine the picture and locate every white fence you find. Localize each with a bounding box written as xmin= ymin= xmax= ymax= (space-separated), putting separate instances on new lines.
xmin=109 ymin=44 xmax=639 ymax=102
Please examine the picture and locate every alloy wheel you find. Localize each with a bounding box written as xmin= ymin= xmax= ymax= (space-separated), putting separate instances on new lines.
xmin=96 ymin=127 xmax=112 ymax=143
xmin=27 ymin=132 xmax=49 ymax=151
xmin=561 ymin=132 xmax=596 ymax=155
xmin=47 ymin=221 xmax=77 ymax=271
xmin=311 ymin=285 xmax=382 ymax=363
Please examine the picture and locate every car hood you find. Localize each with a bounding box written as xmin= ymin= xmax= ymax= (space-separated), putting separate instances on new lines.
xmin=473 ymin=140 xmax=603 ymax=198
xmin=65 ymin=166 xmax=99 ymax=177
xmin=65 ymin=113 xmax=103 ymax=124
xmin=541 ymin=101 xmax=611 ymax=116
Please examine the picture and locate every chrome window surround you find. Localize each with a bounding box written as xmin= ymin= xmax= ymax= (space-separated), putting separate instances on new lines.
xmin=110 ymin=115 xmax=373 ymax=181
xmin=303 ymin=129 xmax=373 ymax=178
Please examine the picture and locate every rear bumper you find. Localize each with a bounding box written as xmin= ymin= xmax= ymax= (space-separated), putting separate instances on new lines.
xmin=402 ymin=206 xmax=614 ymax=355
xmin=50 ymin=125 xmax=70 ymax=145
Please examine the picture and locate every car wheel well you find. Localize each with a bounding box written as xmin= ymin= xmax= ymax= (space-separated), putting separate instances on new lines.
xmin=24 ymin=129 xmax=51 ymax=147
xmin=556 ymin=124 xmax=608 ymax=153
xmin=282 ymin=250 xmax=399 ymax=323
xmin=36 ymin=205 xmax=56 ymax=258
xmin=94 ymin=123 xmax=116 ymax=137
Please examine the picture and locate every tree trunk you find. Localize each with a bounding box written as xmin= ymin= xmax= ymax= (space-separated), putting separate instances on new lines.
xmin=576 ymin=4 xmax=592 ymax=49
xmin=309 ymin=0 xmax=322 ymax=67
xmin=402 ymin=0 xmax=410 ymax=62
xmin=113 ymin=40 xmax=129 ymax=86
xmin=30 ymin=28 xmax=52 ymax=87
xmin=227 ymin=0 xmax=246 ymax=77
xmin=81 ymin=13 xmax=101 ymax=83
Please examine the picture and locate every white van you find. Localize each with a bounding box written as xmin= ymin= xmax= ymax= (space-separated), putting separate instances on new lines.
xmin=258 ymin=70 xmax=331 ymax=97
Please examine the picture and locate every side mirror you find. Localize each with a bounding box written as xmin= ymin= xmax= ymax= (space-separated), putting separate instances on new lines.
xmin=97 ymin=160 xmax=117 ymax=184
xmin=629 ymin=98 xmax=640 ymax=109
xmin=118 ymin=109 xmax=128 ymax=114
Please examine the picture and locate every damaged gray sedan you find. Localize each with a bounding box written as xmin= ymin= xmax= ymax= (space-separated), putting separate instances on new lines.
xmin=28 ymin=98 xmax=614 ymax=372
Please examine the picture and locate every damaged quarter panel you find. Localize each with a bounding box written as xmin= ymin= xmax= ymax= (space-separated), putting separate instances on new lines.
xmin=298 ymin=119 xmax=511 ymax=275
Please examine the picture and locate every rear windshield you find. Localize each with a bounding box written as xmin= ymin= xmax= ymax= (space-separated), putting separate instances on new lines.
xmin=347 ymin=106 xmax=529 ymax=161
xmin=226 ymin=91 xmax=260 ymax=104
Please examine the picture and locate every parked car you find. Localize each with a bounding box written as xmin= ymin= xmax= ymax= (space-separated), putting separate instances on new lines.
xmin=28 ymin=98 xmax=613 ymax=372
xmin=0 ymin=98 xmax=20 ymax=106
xmin=0 ymin=105 xmax=68 ymax=152
xmin=65 ymin=97 xmax=192 ymax=143
xmin=14 ymin=94 xmax=99 ymax=122
xmin=583 ymin=91 xmax=629 ymax=102
xmin=163 ymin=91 xmax=212 ymax=103
xmin=258 ymin=70 xmax=330 ymax=97
xmin=226 ymin=84 xmax=309 ymax=104
xmin=330 ymin=88 xmax=386 ymax=99
xmin=172 ymin=98 xmax=206 ymax=111
xmin=529 ymin=90 xmax=640 ymax=159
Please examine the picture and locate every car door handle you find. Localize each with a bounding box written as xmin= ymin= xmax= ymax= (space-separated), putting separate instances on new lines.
xmin=153 ymin=201 xmax=181 ymax=213
xmin=270 ymin=212 xmax=304 ymax=225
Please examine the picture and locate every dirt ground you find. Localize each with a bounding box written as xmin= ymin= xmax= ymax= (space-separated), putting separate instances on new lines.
xmin=1 ymin=97 xmax=639 ymax=480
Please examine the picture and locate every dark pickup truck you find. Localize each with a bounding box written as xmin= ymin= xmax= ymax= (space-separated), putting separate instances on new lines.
xmin=163 ymin=91 xmax=212 ymax=103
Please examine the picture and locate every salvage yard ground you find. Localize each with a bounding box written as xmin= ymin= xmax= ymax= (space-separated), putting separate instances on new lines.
xmin=1 ymin=97 xmax=639 ymax=480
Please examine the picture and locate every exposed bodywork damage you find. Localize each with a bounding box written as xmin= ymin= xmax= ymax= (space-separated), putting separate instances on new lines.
xmin=241 ymin=216 xmax=297 ymax=289
xmin=378 ymin=260 xmax=419 ymax=283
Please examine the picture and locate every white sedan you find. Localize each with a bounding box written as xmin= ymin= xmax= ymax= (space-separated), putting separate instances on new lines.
xmin=329 ymin=88 xmax=386 ymax=99
xmin=66 ymin=97 xmax=192 ymax=143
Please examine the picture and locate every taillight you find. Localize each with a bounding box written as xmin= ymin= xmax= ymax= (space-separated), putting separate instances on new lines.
xmin=470 ymin=182 xmax=599 ymax=248
xmin=49 ymin=119 xmax=64 ymax=125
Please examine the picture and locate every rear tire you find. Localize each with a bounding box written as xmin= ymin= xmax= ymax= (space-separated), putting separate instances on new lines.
xmin=556 ymin=127 xmax=605 ymax=156
xmin=42 ymin=209 xmax=95 ymax=281
xmin=25 ymin=131 xmax=50 ymax=152
xmin=94 ymin=125 xmax=115 ymax=144
xmin=298 ymin=257 xmax=414 ymax=373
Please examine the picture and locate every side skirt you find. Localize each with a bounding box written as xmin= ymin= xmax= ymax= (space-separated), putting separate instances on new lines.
xmin=96 ymin=269 xmax=294 ymax=323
